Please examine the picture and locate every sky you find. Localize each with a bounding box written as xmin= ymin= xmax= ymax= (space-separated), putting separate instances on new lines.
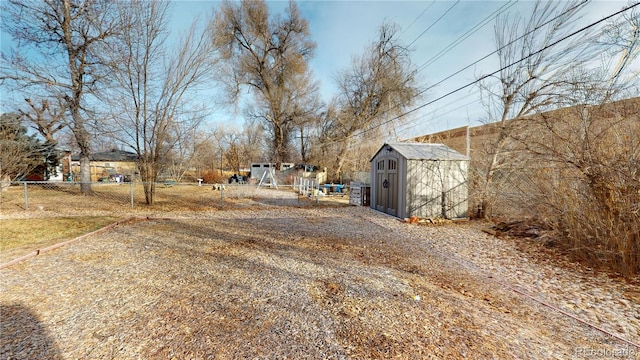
xmin=168 ymin=0 xmax=635 ymax=139
xmin=1 ymin=1 xmax=635 ymax=140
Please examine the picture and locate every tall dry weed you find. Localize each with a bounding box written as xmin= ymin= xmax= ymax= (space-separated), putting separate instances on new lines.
xmin=544 ymin=167 xmax=639 ymax=276
xmin=486 ymin=98 xmax=640 ymax=277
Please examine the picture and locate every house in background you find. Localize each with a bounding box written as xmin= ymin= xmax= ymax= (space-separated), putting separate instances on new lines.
xmin=70 ymin=149 xmax=139 ymax=182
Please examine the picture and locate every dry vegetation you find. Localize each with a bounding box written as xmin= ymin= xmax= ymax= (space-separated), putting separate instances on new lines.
xmin=0 ymin=216 xmax=120 ymax=264
xmin=0 ymin=183 xmax=345 ymax=263
xmin=1 ymin=204 xmax=638 ymax=359
xmin=507 ymin=99 xmax=640 ymax=277
xmin=0 ymin=183 xmax=348 ymax=217
xmin=412 ymin=98 xmax=640 ymax=278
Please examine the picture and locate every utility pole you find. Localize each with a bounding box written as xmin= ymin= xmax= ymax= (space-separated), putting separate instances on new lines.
xmin=299 ymin=128 xmax=306 ymax=163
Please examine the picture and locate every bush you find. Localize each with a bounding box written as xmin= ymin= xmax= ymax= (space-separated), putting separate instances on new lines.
xmin=483 ymin=99 xmax=639 ymax=277
xmin=537 ymin=165 xmax=639 ymax=276
xmin=201 ymin=170 xmax=227 ymax=184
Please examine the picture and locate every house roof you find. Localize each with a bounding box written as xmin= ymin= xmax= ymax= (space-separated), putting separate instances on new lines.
xmin=371 ymin=142 xmax=469 ymax=162
xmin=72 ymin=149 xmax=138 ymax=162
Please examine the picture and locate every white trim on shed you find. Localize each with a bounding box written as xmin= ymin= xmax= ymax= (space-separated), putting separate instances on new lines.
xmin=370 ymin=142 xmax=469 ymax=219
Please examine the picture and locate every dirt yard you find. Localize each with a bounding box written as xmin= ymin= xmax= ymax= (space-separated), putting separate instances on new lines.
xmin=1 ymin=205 xmax=638 ymax=359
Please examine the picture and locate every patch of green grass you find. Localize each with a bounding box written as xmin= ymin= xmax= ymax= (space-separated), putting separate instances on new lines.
xmin=0 ymin=216 xmax=121 ymax=253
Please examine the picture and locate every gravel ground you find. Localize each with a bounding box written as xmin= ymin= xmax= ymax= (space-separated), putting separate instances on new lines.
xmin=1 ymin=205 xmax=638 ymax=359
xmin=393 ymin=218 xmax=640 ymax=344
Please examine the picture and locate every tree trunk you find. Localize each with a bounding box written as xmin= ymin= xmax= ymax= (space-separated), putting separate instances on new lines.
xmin=273 ymin=122 xmax=289 ymax=166
xmin=299 ymin=128 xmax=307 ymax=163
xmin=143 ymin=181 xmax=155 ymax=206
xmin=479 ymin=129 xmax=509 ymax=217
xmin=139 ymin=162 xmax=157 ymax=205
xmin=70 ymin=108 xmax=94 ymax=195
xmin=79 ymin=154 xmax=93 ymax=194
xmin=334 ymin=139 xmax=350 ymax=183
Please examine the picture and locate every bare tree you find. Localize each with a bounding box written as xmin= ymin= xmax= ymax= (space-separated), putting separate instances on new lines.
xmin=512 ymin=4 xmax=640 ymax=275
xmin=239 ymin=116 xmax=266 ymax=164
xmin=206 ymin=124 xmax=253 ymax=177
xmin=106 ymin=1 xmax=217 ymax=204
xmin=1 ymin=0 xmax=125 ymax=194
xmin=185 ymin=130 xmax=218 ymax=181
xmin=597 ymin=1 xmax=640 ymax=92
xmin=472 ymin=1 xmax=639 ymax=275
xmin=211 ymin=126 xmax=228 ymax=177
xmin=322 ymin=22 xmax=420 ymax=181
xmin=19 ymin=98 xmax=67 ymax=145
xmin=212 ymin=0 xmax=320 ymax=166
xmin=475 ymin=0 xmax=595 ymax=216
xmin=223 ymin=133 xmax=242 ymax=174
xmin=163 ymin=126 xmax=215 ymax=183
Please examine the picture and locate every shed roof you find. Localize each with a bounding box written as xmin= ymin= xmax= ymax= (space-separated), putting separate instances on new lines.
xmin=371 ymin=142 xmax=469 ymax=161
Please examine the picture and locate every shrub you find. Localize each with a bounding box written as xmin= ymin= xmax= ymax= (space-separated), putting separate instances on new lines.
xmin=201 ymin=170 xmax=227 ymax=184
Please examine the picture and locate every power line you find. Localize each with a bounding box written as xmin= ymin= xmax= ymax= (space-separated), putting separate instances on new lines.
xmin=412 ymin=0 xmax=590 ymax=108
xmin=332 ymin=1 xmax=639 ymax=144
xmin=393 ymin=2 xmax=514 ymax=138
xmin=394 ymin=96 xmax=482 ymax=137
xmin=356 ymin=0 xmax=590 ymax=145
xmin=395 ymin=98 xmax=482 ymax=137
xmin=399 ymin=1 xmax=435 ymax=39
xmin=386 ymin=2 xmax=516 ymax=140
xmin=407 ymin=0 xmax=460 ymax=48
xmin=416 ymin=1 xmax=518 ymax=73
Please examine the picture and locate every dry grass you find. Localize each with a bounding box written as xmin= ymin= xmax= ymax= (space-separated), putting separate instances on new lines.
xmin=0 ymin=183 xmax=347 ymax=265
xmin=0 ymin=216 xmax=121 ymax=264
xmin=0 ymin=183 xmax=227 ymax=213
xmin=1 ymin=207 xmax=632 ymax=359
xmin=0 ymin=183 xmax=347 ymax=216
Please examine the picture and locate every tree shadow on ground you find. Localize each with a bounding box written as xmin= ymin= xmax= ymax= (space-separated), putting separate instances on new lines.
xmin=0 ymin=303 xmax=62 ymax=360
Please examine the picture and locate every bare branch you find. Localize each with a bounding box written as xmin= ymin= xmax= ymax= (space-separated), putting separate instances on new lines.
xmin=1 ymin=0 xmax=127 ymax=193
xmin=104 ymin=0 xmax=217 ymax=204
xmin=322 ymin=22 xmax=420 ymax=180
xmin=212 ymin=0 xmax=319 ymax=165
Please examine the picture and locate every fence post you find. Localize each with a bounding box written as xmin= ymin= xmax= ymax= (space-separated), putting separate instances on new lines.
xmin=24 ymin=182 xmax=28 ymax=211
xmin=221 ymin=185 xmax=225 ymax=209
xmin=130 ymin=182 xmax=134 ymax=208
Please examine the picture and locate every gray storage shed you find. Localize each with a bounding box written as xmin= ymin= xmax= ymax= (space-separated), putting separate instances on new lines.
xmin=370 ymin=142 xmax=469 ymax=219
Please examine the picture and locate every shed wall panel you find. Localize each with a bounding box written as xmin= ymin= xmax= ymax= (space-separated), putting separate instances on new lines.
xmin=405 ymin=159 xmax=468 ymax=219
xmin=444 ymin=160 xmax=469 ymax=218
xmin=371 ymin=143 xmax=469 ymax=219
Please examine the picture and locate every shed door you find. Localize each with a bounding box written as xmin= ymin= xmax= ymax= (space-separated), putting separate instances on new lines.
xmin=376 ymin=159 xmax=387 ymax=212
xmin=375 ymin=157 xmax=398 ymax=216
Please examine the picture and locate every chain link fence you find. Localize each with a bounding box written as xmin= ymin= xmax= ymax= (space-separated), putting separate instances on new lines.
xmin=0 ymin=180 xmax=351 ymax=215
xmin=462 ymin=166 xmax=558 ymax=220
